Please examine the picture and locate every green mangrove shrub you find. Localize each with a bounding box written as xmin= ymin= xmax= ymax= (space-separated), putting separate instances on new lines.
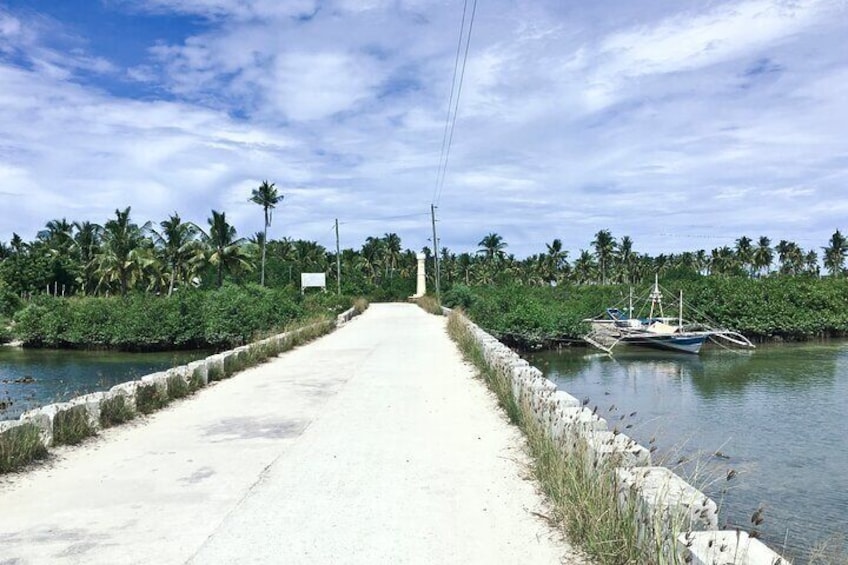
xmin=452 ymin=277 xmax=848 ymax=348
xmin=11 ymin=284 xmax=318 ymax=350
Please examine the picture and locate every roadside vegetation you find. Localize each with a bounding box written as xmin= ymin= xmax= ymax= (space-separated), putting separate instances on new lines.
xmin=1 ymin=192 xmax=847 ymax=348
xmin=443 ymin=276 xmax=848 ymax=349
xmin=446 ymin=311 xmax=645 ymax=564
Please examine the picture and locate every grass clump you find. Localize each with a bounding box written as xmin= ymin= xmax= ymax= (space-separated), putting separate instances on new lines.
xmin=446 ymin=310 xmax=645 ymax=565
xmin=136 ymin=383 xmax=169 ymax=415
xmin=416 ymin=296 xmax=443 ymax=316
xmin=353 ymin=297 xmax=369 ymax=314
xmin=166 ymin=374 xmax=190 ymax=400
xmin=222 ymin=352 xmax=245 ymax=377
xmin=53 ymin=405 xmax=96 ymax=446
xmin=99 ymin=395 xmax=135 ymax=428
xmin=189 ymin=366 xmax=206 ymax=391
xmin=207 ymin=362 xmax=224 ymax=382
xmin=0 ymin=424 xmax=48 ymax=473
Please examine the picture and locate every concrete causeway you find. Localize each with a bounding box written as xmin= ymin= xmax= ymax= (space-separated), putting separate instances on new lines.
xmin=0 ymin=303 xmax=586 ymax=564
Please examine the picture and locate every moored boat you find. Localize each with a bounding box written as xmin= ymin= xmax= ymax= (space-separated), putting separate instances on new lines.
xmin=582 ymin=277 xmax=754 ymax=355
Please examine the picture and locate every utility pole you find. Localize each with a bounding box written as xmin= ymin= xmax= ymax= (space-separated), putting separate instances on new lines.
xmin=430 ymin=204 xmax=441 ymax=304
xmin=335 ymin=218 xmax=341 ymax=296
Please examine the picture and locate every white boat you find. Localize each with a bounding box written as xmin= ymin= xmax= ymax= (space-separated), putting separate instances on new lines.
xmin=583 ymin=277 xmax=754 ymax=355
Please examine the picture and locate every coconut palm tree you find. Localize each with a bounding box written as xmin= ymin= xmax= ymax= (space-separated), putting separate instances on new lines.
xmin=542 ymin=238 xmax=569 ymax=283
xmin=573 ymin=249 xmax=596 ymax=284
xmin=804 ymin=250 xmax=820 ymax=277
xmin=150 ymin=213 xmax=200 ymax=296
xmin=383 ymin=233 xmax=402 ymax=280
xmin=823 ymin=230 xmax=847 ymax=277
xmin=250 ymin=180 xmax=284 ymax=286
xmin=616 ymin=235 xmax=635 ymax=283
xmin=37 ymin=218 xmax=73 ymax=252
xmin=752 ymin=236 xmax=773 ymax=277
xmin=200 ymin=210 xmax=252 ymax=287
xmin=477 ymin=233 xmax=507 ymax=263
xmin=591 ymin=229 xmax=616 ymax=284
xmin=735 ymin=236 xmax=753 ymax=276
xmin=71 ymin=221 xmax=103 ymax=294
xmin=96 ymin=207 xmax=151 ymax=295
xmin=360 ymin=237 xmax=385 ymax=284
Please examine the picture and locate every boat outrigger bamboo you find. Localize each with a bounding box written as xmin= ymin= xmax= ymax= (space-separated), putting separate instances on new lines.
xmin=582 ymin=276 xmax=755 ymax=355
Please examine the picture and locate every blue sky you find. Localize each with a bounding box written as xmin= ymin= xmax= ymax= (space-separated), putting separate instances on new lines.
xmin=1 ymin=0 xmax=846 ymax=259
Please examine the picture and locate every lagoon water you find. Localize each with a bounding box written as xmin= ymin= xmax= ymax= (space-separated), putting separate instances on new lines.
xmin=526 ymin=342 xmax=848 ymax=563
xmin=0 ymin=347 xmax=207 ymax=421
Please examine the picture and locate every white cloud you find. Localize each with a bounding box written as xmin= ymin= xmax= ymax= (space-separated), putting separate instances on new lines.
xmin=266 ymin=51 xmax=381 ymax=122
xmin=0 ymin=0 xmax=847 ymax=259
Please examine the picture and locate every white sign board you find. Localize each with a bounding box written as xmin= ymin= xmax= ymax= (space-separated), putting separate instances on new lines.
xmin=301 ymin=273 xmax=326 ymax=292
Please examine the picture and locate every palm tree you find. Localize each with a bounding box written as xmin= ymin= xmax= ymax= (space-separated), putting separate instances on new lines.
xmin=804 ymin=250 xmax=820 ymax=277
xmin=735 ymin=236 xmax=753 ymax=276
xmin=150 ymin=213 xmax=199 ymax=296
xmin=542 ymin=239 xmax=568 ymax=283
xmin=823 ymin=230 xmax=847 ymax=277
xmin=573 ymin=249 xmax=596 ymax=284
xmin=200 ymin=210 xmax=252 ymax=287
xmin=360 ymin=237 xmax=385 ymax=284
xmin=616 ymin=235 xmax=635 ymax=283
xmin=383 ymin=233 xmax=402 ymax=279
xmin=775 ymin=240 xmax=804 ymax=276
xmin=591 ymin=229 xmax=616 ymax=284
xmin=710 ymin=246 xmax=739 ymax=277
xmin=250 ymin=180 xmax=284 ymax=286
xmin=477 ymin=233 xmax=507 ymax=263
xmin=71 ymin=221 xmax=103 ymax=294
xmin=37 ymin=218 xmax=73 ymax=251
xmin=752 ymin=236 xmax=773 ymax=277
xmin=96 ymin=207 xmax=151 ymax=295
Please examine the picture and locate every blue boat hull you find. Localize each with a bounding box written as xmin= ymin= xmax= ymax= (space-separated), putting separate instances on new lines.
xmin=619 ymin=333 xmax=707 ymax=354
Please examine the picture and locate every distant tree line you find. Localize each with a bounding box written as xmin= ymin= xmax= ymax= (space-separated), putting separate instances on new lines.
xmin=1 ymin=187 xmax=846 ymax=317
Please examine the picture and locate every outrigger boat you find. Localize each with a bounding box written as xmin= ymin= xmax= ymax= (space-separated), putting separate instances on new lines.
xmin=582 ymin=276 xmax=755 ymax=355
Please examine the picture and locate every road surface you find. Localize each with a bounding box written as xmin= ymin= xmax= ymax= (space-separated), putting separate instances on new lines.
xmin=0 ymin=303 xmax=586 ymax=564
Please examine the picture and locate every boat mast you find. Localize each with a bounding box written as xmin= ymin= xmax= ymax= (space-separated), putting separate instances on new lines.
xmin=679 ymin=290 xmax=683 ymax=329
xmin=649 ymin=274 xmax=663 ymax=318
xmin=629 ymin=287 xmax=633 ymax=319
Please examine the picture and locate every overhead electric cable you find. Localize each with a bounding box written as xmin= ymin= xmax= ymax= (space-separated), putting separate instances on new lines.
xmin=432 ymin=0 xmax=470 ymax=205
xmin=433 ymin=0 xmax=477 ymax=205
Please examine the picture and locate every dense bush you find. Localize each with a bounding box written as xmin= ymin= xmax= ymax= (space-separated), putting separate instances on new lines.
xmin=456 ymin=277 xmax=848 ymax=348
xmin=0 ymin=320 xmax=11 ymax=344
xmin=0 ymin=280 xmax=20 ymax=318
xmin=12 ymin=284 xmax=349 ymax=351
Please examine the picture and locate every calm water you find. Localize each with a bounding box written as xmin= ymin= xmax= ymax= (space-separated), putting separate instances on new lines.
xmin=526 ymin=342 xmax=848 ymax=563
xmin=0 ymin=347 xmax=207 ymax=421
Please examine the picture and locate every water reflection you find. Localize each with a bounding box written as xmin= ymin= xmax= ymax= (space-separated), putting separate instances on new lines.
xmin=526 ymin=343 xmax=848 ymax=563
xmin=0 ymin=347 xmax=206 ymax=420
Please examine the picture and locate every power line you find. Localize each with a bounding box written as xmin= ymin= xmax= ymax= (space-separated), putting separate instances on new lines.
xmin=432 ymin=0 xmax=478 ymax=206
xmin=432 ymin=0 xmax=470 ymax=205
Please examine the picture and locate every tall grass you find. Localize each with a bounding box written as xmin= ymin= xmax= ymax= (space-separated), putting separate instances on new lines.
xmin=447 ymin=310 xmax=645 ymax=565
xmin=0 ymin=424 xmax=48 ymax=473
xmin=52 ymin=405 xmax=96 ymax=446
xmin=415 ymin=296 xmax=443 ymax=316
xmin=99 ymin=395 xmax=135 ymax=428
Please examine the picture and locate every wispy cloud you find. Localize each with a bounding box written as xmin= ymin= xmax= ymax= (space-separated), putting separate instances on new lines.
xmin=0 ymin=0 xmax=847 ymax=257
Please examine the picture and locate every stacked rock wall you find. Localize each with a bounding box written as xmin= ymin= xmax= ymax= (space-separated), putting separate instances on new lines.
xmin=0 ymin=306 xmax=360 ymax=467
xmin=449 ymin=309 xmax=790 ymax=565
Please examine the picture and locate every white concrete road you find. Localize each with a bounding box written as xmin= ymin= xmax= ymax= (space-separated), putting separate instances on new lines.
xmin=0 ymin=303 xmax=587 ymax=564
